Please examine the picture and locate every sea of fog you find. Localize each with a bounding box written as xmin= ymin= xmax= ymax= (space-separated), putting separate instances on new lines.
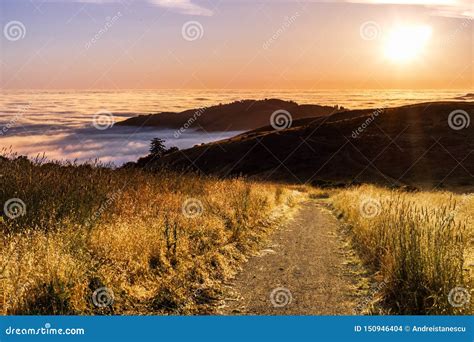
xmin=0 ymin=89 xmax=470 ymax=165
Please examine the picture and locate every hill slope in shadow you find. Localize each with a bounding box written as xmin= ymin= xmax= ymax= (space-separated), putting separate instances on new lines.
xmin=139 ymin=101 xmax=474 ymax=190
xmin=117 ymin=99 xmax=344 ymax=132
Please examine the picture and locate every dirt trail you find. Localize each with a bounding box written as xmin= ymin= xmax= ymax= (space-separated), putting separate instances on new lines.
xmin=221 ymin=199 xmax=360 ymax=315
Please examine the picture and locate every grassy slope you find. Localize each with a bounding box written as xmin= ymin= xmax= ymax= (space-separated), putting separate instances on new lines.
xmin=0 ymin=156 xmax=300 ymax=315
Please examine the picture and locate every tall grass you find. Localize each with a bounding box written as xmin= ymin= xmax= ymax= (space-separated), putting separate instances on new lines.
xmin=331 ymin=185 xmax=473 ymax=314
xmin=0 ymin=156 xmax=298 ymax=315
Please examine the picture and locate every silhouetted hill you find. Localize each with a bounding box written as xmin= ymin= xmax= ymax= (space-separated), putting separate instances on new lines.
xmin=139 ymin=101 xmax=473 ymax=190
xmin=117 ymin=99 xmax=344 ymax=132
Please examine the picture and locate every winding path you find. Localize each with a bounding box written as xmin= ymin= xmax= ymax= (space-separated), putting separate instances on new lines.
xmin=221 ymin=199 xmax=360 ymax=315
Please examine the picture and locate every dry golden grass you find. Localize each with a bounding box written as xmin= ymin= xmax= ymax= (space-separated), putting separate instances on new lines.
xmin=0 ymin=156 xmax=298 ymax=315
xmin=331 ymin=185 xmax=473 ymax=314
xmin=2 ymin=155 xmax=471 ymax=315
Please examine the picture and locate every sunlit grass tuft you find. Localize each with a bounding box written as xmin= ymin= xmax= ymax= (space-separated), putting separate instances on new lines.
xmin=331 ymin=185 xmax=473 ymax=314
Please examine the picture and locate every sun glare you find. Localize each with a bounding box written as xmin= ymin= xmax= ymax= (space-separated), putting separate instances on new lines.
xmin=384 ymin=25 xmax=432 ymax=63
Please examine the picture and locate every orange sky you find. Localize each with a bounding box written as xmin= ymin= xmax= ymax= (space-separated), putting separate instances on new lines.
xmin=0 ymin=0 xmax=472 ymax=89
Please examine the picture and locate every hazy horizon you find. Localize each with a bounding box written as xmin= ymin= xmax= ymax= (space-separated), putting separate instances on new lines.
xmin=0 ymin=88 xmax=471 ymax=164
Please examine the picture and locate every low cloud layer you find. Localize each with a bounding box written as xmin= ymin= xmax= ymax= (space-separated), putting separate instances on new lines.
xmin=0 ymin=125 xmax=239 ymax=165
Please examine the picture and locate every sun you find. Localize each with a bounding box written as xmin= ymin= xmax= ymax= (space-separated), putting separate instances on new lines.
xmin=384 ymin=25 xmax=432 ymax=63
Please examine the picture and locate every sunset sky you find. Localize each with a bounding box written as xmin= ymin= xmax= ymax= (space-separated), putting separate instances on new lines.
xmin=0 ymin=0 xmax=472 ymax=89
